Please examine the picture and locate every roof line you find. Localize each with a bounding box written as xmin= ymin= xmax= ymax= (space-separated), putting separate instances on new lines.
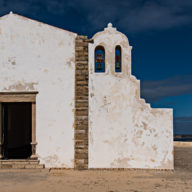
xmin=0 ymin=12 xmax=78 ymax=36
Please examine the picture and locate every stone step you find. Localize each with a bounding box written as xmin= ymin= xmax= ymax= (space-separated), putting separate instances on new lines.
xmin=0 ymin=164 xmax=44 ymax=169
xmin=0 ymin=159 xmax=39 ymax=165
xmin=0 ymin=159 xmax=45 ymax=169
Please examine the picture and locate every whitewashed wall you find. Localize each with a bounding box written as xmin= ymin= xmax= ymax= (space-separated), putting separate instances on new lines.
xmin=89 ymin=24 xmax=173 ymax=169
xmin=0 ymin=13 xmax=77 ymax=168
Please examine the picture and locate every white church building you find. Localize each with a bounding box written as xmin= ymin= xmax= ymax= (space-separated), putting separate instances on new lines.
xmin=0 ymin=12 xmax=173 ymax=169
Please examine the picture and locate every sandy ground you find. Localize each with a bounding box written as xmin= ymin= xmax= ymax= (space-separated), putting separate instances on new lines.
xmin=0 ymin=145 xmax=192 ymax=192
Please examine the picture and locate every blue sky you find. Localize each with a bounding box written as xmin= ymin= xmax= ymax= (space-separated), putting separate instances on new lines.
xmin=0 ymin=0 xmax=192 ymax=134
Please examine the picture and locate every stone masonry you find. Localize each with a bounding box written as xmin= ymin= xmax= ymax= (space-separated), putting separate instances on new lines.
xmin=74 ymin=35 xmax=89 ymax=169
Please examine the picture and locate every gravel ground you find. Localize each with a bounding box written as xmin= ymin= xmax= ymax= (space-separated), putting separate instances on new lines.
xmin=0 ymin=145 xmax=191 ymax=192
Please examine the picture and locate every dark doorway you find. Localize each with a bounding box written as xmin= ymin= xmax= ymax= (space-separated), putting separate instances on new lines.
xmin=2 ymin=103 xmax=32 ymax=159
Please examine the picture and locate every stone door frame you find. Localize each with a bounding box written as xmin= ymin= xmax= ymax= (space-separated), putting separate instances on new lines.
xmin=0 ymin=91 xmax=38 ymax=160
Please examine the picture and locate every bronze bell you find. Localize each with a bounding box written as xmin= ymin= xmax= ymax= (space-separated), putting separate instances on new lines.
xmin=97 ymin=63 xmax=102 ymax=70
xmin=116 ymin=62 xmax=120 ymax=69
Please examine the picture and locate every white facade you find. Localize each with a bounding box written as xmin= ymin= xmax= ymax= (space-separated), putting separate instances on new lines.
xmin=0 ymin=13 xmax=173 ymax=169
xmin=0 ymin=13 xmax=77 ymax=168
xmin=88 ymin=24 xmax=173 ymax=169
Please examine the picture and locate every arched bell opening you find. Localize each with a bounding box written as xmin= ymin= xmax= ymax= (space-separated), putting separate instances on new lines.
xmin=115 ymin=45 xmax=121 ymax=72
xmin=95 ymin=46 xmax=105 ymax=73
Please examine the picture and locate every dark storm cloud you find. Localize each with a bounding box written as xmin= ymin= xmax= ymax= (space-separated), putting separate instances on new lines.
xmin=141 ymin=75 xmax=192 ymax=102
xmin=0 ymin=0 xmax=66 ymax=15
xmin=75 ymin=0 xmax=192 ymax=32
xmin=1 ymin=0 xmax=192 ymax=33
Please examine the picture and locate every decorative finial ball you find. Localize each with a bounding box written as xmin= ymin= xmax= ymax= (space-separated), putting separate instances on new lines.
xmin=9 ymin=11 xmax=13 ymax=14
xmin=108 ymin=23 xmax=113 ymax=28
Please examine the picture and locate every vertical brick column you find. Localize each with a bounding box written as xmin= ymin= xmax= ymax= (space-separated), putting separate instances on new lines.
xmin=75 ymin=35 xmax=89 ymax=169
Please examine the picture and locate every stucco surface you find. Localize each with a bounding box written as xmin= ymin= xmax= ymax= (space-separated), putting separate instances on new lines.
xmin=0 ymin=13 xmax=77 ymax=167
xmin=89 ymin=24 xmax=173 ymax=169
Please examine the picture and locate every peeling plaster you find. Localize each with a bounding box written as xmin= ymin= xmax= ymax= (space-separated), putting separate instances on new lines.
xmin=3 ymin=81 xmax=38 ymax=91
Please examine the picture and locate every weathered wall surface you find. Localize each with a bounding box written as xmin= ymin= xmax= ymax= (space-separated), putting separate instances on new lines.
xmin=89 ymin=24 xmax=173 ymax=169
xmin=0 ymin=13 xmax=77 ymax=167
